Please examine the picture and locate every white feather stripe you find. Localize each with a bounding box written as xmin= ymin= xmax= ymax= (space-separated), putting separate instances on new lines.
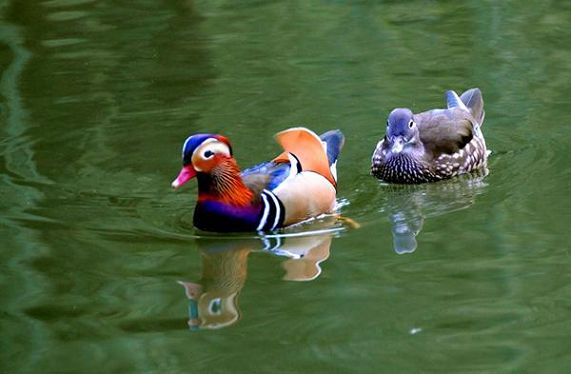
xmin=330 ymin=160 xmax=338 ymax=183
xmin=257 ymin=193 xmax=270 ymax=231
xmin=287 ymin=153 xmax=300 ymax=180
xmin=264 ymin=189 xmax=282 ymax=230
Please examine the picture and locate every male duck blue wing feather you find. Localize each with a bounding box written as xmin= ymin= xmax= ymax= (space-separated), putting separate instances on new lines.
xmin=371 ymin=88 xmax=488 ymax=184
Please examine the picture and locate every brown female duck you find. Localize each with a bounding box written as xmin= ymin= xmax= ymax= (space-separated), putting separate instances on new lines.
xmin=371 ymin=88 xmax=488 ymax=184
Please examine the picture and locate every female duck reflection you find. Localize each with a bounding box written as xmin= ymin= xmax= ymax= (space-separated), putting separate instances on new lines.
xmin=383 ymin=170 xmax=488 ymax=254
xmin=178 ymin=231 xmax=335 ymax=331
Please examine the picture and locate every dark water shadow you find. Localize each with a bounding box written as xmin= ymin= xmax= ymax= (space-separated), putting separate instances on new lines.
xmin=379 ymin=170 xmax=489 ymax=254
xmin=178 ymin=219 xmax=342 ymax=331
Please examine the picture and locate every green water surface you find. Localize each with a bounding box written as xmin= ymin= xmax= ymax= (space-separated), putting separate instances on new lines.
xmin=1 ymin=1 xmax=570 ymax=373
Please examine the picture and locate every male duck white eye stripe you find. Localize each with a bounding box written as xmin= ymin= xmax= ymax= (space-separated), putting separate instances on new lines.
xmin=206 ymin=141 xmax=231 ymax=157
xmin=264 ymin=189 xmax=282 ymax=230
xmin=256 ymin=193 xmax=270 ymax=231
xmin=185 ymin=138 xmax=221 ymax=157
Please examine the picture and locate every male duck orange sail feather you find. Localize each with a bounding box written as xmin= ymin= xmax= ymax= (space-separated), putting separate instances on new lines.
xmin=172 ymin=127 xmax=344 ymax=232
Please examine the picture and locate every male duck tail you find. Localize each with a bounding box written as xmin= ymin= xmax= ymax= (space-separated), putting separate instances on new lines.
xmin=319 ymin=129 xmax=345 ymax=167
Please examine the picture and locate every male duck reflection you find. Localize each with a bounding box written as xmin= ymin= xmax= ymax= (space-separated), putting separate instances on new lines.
xmin=172 ymin=127 xmax=344 ymax=232
xmin=371 ymin=88 xmax=489 ymax=184
xmin=178 ymin=232 xmax=333 ymax=330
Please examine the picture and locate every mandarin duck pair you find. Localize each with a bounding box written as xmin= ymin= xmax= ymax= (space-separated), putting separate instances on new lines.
xmin=172 ymin=88 xmax=489 ymax=232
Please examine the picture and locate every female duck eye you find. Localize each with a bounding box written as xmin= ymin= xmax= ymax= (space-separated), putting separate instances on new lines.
xmin=203 ymin=150 xmax=214 ymax=158
xmin=408 ymin=120 xmax=415 ymax=128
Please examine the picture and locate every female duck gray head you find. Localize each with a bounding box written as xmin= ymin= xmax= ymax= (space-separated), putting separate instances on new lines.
xmin=385 ymin=108 xmax=420 ymax=154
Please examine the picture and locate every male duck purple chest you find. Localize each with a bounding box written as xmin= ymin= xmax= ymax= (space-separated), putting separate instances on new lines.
xmin=371 ymin=88 xmax=489 ymax=184
xmin=172 ymin=127 xmax=344 ymax=232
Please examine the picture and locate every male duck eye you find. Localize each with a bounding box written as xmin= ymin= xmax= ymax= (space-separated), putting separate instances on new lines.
xmin=203 ymin=150 xmax=214 ymax=158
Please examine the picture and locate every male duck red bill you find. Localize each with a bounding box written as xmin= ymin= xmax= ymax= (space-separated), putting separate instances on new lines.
xmin=172 ymin=127 xmax=344 ymax=232
xmin=371 ymin=88 xmax=489 ymax=184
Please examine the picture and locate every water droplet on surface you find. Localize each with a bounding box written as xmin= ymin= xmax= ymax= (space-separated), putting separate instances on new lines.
xmin=409 ymin=327 xmax=422 ymax=335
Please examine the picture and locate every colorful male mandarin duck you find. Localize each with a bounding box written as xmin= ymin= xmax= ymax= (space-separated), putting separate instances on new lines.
xmin=172 ymin=127 xmax=344 ymax=232
xmin=371 ymin=88 xmax=488 ymax=184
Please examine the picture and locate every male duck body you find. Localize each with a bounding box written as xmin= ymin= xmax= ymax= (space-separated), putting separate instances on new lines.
xmin=172 ymin=127 xmax=344 ymax=232
xmin=371 ymin=88 xmax=488 ymax=184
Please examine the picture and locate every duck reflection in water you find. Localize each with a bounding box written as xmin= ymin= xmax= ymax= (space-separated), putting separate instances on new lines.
xmin=178 ymin=228 xmax=335 ymax=330
xmin=382 ymin=170 xmax=488 ymax=254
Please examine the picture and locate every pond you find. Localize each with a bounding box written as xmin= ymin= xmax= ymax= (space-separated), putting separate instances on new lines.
xmin=1 ymin=1 xmax=570 ymax=372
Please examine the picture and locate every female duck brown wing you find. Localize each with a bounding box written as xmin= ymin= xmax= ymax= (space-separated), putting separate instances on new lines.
xmin=415 ymin=108 xmax=475 ymax=159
